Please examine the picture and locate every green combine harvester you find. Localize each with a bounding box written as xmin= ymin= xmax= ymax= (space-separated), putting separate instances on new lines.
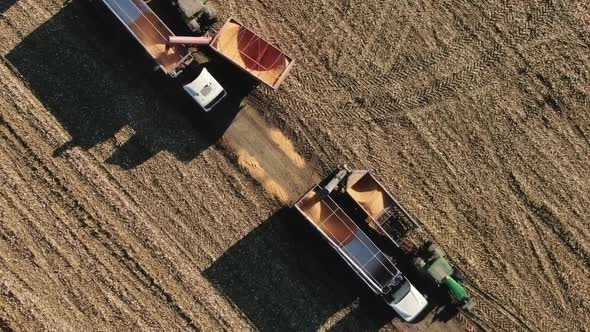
xmin=413 ymin=242 xmax=476 ymax=311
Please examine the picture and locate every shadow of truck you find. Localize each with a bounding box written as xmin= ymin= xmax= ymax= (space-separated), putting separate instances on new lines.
xmin=204 ymin=207 xmax=393 ymax=332
xmin=5 ymin=0 xmax=253 ymax=169
xmin=0 ymin=0 xmax=17 ymax=13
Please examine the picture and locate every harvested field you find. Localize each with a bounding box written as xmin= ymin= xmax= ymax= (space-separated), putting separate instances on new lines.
xmin=0 ymin=0 xmax=589 ymax=331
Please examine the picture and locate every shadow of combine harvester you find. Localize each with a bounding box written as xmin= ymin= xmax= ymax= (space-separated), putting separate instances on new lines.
xmin=204 ymin=207 xmax=393 ymax=332
xmin=5 ymin=1 xmax=255 ymax=169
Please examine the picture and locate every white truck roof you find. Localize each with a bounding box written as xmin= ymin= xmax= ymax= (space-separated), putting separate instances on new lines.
xmin=183 ymin=68 xmax=226 ymax=111
xmin=386 ymin=280 xmax=428 ymax=322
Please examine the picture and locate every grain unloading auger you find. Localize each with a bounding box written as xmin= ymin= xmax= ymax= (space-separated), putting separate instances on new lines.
xmin=168 ymin=16 xmax=295 ymax=90
xmin=101 ymin=0 xmax=294 ymax=112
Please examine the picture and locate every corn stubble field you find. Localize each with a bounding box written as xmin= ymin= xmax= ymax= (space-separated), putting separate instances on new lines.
xmin=1 ymin=0 xmax=589 ymax=331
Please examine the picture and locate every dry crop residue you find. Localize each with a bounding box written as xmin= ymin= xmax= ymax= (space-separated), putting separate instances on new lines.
xmin=222 ymin=103 xmax=319 ymax=204
xmin=0 ymin=0 xmax=589 ymax=331
xmin=220 ymin=0 xmax=590 ymax=331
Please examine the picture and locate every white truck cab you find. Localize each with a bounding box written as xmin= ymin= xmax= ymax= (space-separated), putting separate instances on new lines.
xmin=382 ymin=276 xmax=428 ymax=322
xmin=183 ymin=68 xmax=227 ymax=111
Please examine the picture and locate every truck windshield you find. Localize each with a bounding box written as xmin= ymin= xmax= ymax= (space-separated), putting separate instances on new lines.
xmin=204 ymin=89 xmax=227 ymax=110
xmin=383 ymin=277 xmax=411 ymax=304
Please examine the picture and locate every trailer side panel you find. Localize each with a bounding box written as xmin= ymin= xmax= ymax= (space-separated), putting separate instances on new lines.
xmin=102 ymin=0 xmax=188 ymax=74
xmin=295 ymin=188 xmax=400 ymax=293
xmin=346 ymin=171 xmax=419 ymax=245
xmin=210 ymin=18 xmax=294 ymax=90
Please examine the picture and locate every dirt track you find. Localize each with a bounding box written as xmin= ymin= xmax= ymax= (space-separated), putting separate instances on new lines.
xmin=1 ymin=0 xmax=589 ymax=331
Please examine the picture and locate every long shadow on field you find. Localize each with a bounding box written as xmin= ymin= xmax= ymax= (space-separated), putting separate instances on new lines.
xmin=204 ymin=207 xmax=392 ymax=332
xmin=0 ymin=0 xmax=17 ymax=13
xmin=5 ymin=1 xmax=255 ymax=169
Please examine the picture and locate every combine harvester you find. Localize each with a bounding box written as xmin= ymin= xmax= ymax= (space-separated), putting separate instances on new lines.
xmin=101 ymin=0 xmax=293 ymax=111
xmin=294 ymin=171 xmax=428 ymax=322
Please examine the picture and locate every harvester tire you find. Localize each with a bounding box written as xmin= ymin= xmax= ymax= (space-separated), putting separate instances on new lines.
xmin=427 ymin=243 xmax=445 ymax=259
xmin=203 ymin=5 xmax=218 ymax=21
xmin=452 ymin=267 xmax=466 ymax=282
xmin=461 ymin=298 xmax=476 ymax=311
xmin=414 ymin=257 xmax=426 ymax=270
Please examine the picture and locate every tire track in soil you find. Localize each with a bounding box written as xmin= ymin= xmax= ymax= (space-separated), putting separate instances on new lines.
xmin=0 ymin=155 xmax=109 ymax=329
xmin=402 ymin=94 xmax=572 ymax=330
xmin=0 ymin=169 xmax=116 ymax=329
xmin=3 ymin=0 xmax=589 ymax=330
xmin=509 ymin=172 xmax=590 ymax=268
xmin=404 ymin=194 xmax=535 ymax=332
xmin=5 ymin=22 xmax=266 ymax=272
xmin=311 ymin=0 xmax=564 ymax=125
xmin=504 ymin=175 xmax=577 ymax=317
xmin=0 ymin=68 xmax=240 ymax=330
xmin=500 ymin=133 xmax=587 ymax=329
xmin=410 ymin=222 xmax=531 ymax=332
xmin=471 ymin=0 xmax=590 ymax=145
xmin=0 ymin=2 xmax=234 ymax=274
xmin=2 ymin=41 xmax=264 ymax=326
xmin=0 ymin=120 xmax=201 ymax=330
xmin=1 ymin=22 xmax=256 ymax=326
xmin=498 ymin=103 xmax=590 ymax=264
xmin=398 ymin=3 xmax=588 ymax=330
xmin=0 ymin=279 xmax=42 ymax=332
xmin=268 ymin=1 xmax=504 ymax=123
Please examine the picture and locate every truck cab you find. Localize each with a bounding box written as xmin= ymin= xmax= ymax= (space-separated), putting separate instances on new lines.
xmin=182 ymin=68 xmax=226 ymax=111
xmin=382 ymin=275 xmax=428 ymax=322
